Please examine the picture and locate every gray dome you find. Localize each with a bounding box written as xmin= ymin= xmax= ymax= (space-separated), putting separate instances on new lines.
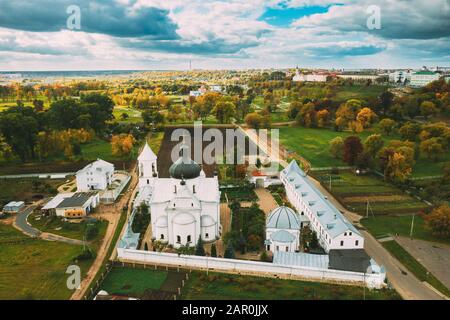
xmin=267 ymin=206 xmax=300 ymax=230
xmin=169 ymin=145 xmax=201 ymax=180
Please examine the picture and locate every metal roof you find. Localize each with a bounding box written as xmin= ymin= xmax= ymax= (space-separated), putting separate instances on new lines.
xmin=267 ymin=206 xmax=300 ymax=230
xmin=328 ymin=249 xmax=371 ymax=273
xmin=273 ymin=251 xmax=329 ymax=269
xmin=282 ymin=160 xmax=361 ymax=239
xmin=270 ymin=230 xmax=296 ymax=243
xmin=56 ymin=192 xmax=96 ymax=208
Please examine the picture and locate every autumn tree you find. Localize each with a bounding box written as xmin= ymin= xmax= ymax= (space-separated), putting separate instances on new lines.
xmin=212 ymin=100 xmax=236 ymax=123
xmin=316 ymin=109 xmax=330 ymax=127
xmin=356 ymin=107 xmax=377 ymax=128
xmin=424 ymin=204 xmax=450 ymax=239
xmin=420 ymin=101 xmax=439 ymax=119
xmin=335 ymin=99 xmax=362 ymax=131
xmin=364 ymin=134 xmax=384 ymax=158
xmin=111 ymin=134 xmax=135 ymax=157
xmin=329 ymin=136 xmax=344 ymax=159
xmin=420 ymin=137 xmax=445 ymax=161
xmin=378 ymin=118 xmax=396 ymax=136
xmin=343 ymin=136 xmax=363 ymax=165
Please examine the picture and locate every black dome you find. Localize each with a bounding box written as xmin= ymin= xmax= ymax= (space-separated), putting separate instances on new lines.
xmin=169 ymin=145 xmax=201 ymax=179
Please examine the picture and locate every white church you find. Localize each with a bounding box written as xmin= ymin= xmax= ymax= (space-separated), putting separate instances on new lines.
xmin=134 ymin=142 xmax=221 ymax=249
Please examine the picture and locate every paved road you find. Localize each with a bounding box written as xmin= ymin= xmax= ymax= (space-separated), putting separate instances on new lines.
xmin=13 ymin=206 xmax=41 ymax=237
xmin=241 ymin=126 xmax=443 ymax=300
xmin=13 ymin=205 xmax=85 ymax=245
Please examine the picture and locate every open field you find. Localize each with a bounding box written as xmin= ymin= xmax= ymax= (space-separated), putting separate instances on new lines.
xmin=0 ymin=224 xmax=92 ymax=300
xmin=99 ymin=267 xmax=185 ymax=299
xmin=113 ymin=107 xmax=143 ymax=123
xmin=382 ymin=240 xmax=449 ymax=297
xmin=0 ymin=178 xmax=63 ymax=207
xmin=181 ymin=272 xmax=401 ymax=300
xmin=361 ymin=215 xmax=449 ymax=245
xmin=313 ymin=171 xmax=430 ymax=216
xmin=332 ymin=85 xmax=386 ymax=103
xmin=279 ymin=126 xmax=448 ymax=177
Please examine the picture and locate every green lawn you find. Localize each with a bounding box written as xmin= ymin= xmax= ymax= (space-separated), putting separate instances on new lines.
xmin=28 ymin=213 xmax=108 ymax=244
xmin=333 ymin=85 xmax=386 ymax=103
xmin=79 ymin=138 xmax=139 ymax=161
xmin=313 ymin=171 xmax=429 ymax=216
xmin=0 ymin=224 xmax=93 ymax=300
xmin=279 ymin=126 xmax=447 ymax=177
xmin=100 ymin=268 xmax=168 ymax=296
xmin=382 ymin=240 xmax=449 ymax=297
xmin=361 ymin=215 xmax=449 ymax=245
xmin=113 ymin=107 xmax=143 ymax=123
xmin=181 ymin=272 xmax=400 ymax=300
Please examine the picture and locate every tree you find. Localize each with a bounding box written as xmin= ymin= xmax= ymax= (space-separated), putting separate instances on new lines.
xmin=316 ymin=109 xmax=329 ymax=127
xmin=329 ymin=136 xmax=344 ymax=159
xmin=378 ymin=90 xmax=394 ymax=115
xmin=343 ymin=136 xmax=363 ymax=165
xmin=364 ymin=134 xmax=384 ymax=158
xmin=212 ymin=101 xmax=236 ymax=123
xmin=399 ymin=122 xmax=422 ymax=141
xmin=296 ymin=102 xmax=316 ymax=127
xmin=245 ymin=112 xmax=264 ymax=129
xmin=195 ymin=235 xmax=206 ymax=256
xmin=356 ymin=107 xmax=377 ymax=128
xmin=424 ymin=204 xmax=450 ymax=239
xmin=224 ymin=242 xmax=235 ymax=259
xmin=378 ymin=118 xmax=396 ymax=136
xmin=420 ymin=138 xmax=445 ymax=162
xmin=335 ymin=99 xmax=362 ymax=131
xmin=210 ymin=243 xmax=217 ymax=257
xmin=111 ymin=134 xmax=135 ymax=157
xmin=420 ymin=101 xmax=439 ymax=119
xmin=383 ymin=151 xmax=412 ymax=182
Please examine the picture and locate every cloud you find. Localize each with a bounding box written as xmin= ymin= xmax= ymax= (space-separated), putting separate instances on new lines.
xmin=0 ymin=0 xmax=179 ymax=39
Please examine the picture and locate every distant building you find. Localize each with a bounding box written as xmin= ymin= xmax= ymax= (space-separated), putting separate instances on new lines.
xmin=389 ymin=70 xmax=412 ymax=84
xmin=189 ymin=90 xmax=202 ymax=97
xmin=337 ymin=74 xmax=380 ymax=81
xmin=76 ymin=159 xmax=114 ymax=192
xmin=3 ymin=201 xmax=25 ymax=213
xmin=210 ymin=85 xmax=223 ymax=93
xmin=293 ymin=67 xmax=328 ymax=82
xmin=410 ymin=71 xmax=440 ymax=87
xmin=280 ymin=161 xmax=364 ymax=252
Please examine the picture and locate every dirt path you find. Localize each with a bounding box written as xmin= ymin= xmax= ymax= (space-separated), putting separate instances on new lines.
xmin=70 ymin=166 xmax=138 ymax=300
xmin=254 ymin=188 xmax=278 ymax=215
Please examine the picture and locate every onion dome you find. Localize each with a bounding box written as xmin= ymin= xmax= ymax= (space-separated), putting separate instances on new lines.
xmin=169 ymin=145 xmax=201 ymax=180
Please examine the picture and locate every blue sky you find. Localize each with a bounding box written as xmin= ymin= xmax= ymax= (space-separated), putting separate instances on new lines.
xmin=0 ymin=0 xmax=448 ymax=70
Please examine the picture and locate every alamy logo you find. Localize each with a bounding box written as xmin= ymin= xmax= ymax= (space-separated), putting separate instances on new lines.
xmin=66 ymin=265 xmax=81 ymax=290
xmin=66 ymin=5 xmax=81 ymax=30
xmin=366 ymin=5 xmax=381 ymax=30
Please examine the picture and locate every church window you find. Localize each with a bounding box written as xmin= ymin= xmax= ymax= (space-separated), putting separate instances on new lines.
xmin=285 ymin=246 xmax=289 ymax=252
xmin=177 ymin=235 xmax=181 ymax=243
xmin=344 ymin=232 xmax=347 ymax=236
xmin=147 ymin=179 xmax=149 ymax=185
xmin=187 ymin=235 xmax=191 ymax=243
xmin=174 ymin=185 xmax=177 ymax=193
xmin=160 ymin=234 xmax=164 ymax=240
xmin=266 ymin=245 xmax=270 ymax=251
xmin=349 ymin=232 xmax=352 ymax=236
xmin=355 ymin=240 xmax=359 ymax=246
xmin=340 ymin=240 xmax=344 ymax=246
xmin=193 ymin=185 xmax=196 ymax=193
xmin=205 ymin=233 xmax=209 ymax=239
xmin=276 ymin=246 xmax=279 ymax=251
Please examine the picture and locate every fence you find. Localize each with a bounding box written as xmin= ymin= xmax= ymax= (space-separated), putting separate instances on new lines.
xmin=117 ymin=249 xmax=386 ymax=289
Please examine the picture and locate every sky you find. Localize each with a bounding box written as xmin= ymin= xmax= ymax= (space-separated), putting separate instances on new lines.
xmin=0 ymin=0 xmax=449 ymax=71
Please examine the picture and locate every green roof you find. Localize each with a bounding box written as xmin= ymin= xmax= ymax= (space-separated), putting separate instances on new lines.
xmin=413 ymin=71 xmax=437 ymax=75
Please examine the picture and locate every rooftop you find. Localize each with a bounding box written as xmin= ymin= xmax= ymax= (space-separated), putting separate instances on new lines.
xmin=273 ymin=251 xmax=329 ymax=269
xmin=267 ymin=206 xmax=300 ymax=230
xmin=281 ymin=160 xmax=360 ymax=239
xmin=56 ymin=192 xmax=97 ymax=208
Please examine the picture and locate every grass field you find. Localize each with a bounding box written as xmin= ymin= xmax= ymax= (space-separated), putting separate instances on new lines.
xmin=313 ymin=171 xmax=429 ymax=216
xmin=0 ymin=224 xmax=92 ymax=300
xmin=101 ymin=268 xmax=168 ymax=296
xmin=333 ymin=85 xmax=386 ymax=103
xmin=279 ymin=126 xmax=448 ymax=177
xmin=28 ymin=213 xmax=108 ymax=244
xmin=361 ymin=215 xmax=449 ymax=245
xmin=0 ymin=178 xmax=62 ymax=207
xmin=181 ymin=272 xmax=401 ymax=300
xmin=382 ymin=240 xmax=449 ymax=297
xmin=113 ymin=107 xmax=143 ymax=123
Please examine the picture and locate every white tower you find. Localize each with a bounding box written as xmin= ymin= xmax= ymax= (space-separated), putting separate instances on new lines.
xmin=138 ymin=142 xmax=158 ymax=188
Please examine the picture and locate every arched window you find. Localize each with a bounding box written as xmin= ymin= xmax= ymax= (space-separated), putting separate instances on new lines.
xmin=176 ymin=235 xmax=181 ymax=243
xmin=160 ymin=234 xmax=164 ymax=240
xmin=187 ymin=235 xmax=191 ymax=243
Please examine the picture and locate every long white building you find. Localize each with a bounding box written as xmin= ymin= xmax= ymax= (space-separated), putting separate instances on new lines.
xmin=280 ymin=161 xmax=364 ymax=252
xmin=410 ymin=71 xmax=440 ymax=87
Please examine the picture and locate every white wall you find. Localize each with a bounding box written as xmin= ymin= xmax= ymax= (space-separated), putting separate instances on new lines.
xmin=117 ymin=249 xmax=386 ymax=289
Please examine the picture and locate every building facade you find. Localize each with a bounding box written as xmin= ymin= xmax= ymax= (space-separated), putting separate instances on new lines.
xmin=135 ymin=143 xmax=221 ymax=248
xmin=410 ymin=71 xmax=440 ymax=87
xmin=265 ymin=206 xmax=304 ymax=253
xmin=280 ymin=161 xmax=364 ymax=252
xmin=76 ymin=159 xmax=114 ymax=192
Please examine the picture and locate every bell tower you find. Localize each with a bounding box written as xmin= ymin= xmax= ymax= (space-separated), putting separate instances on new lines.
xmin=138 ymin=142 xmax=158 ymax=187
